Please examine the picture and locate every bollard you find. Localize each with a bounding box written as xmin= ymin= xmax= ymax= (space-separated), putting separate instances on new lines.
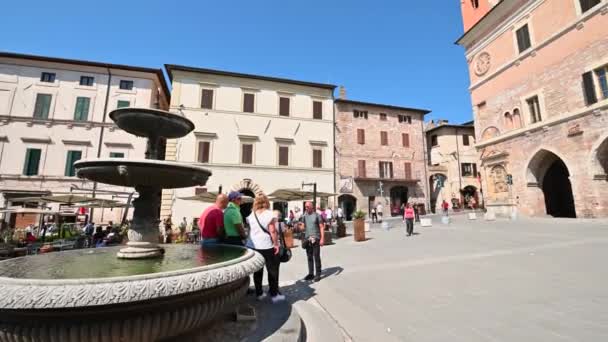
xmin=420 ymin=218 xmax=432 ymax=227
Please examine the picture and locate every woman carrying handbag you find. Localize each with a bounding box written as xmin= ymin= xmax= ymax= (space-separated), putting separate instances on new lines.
xmin=246 ymin=194 xmax=285 ymax=303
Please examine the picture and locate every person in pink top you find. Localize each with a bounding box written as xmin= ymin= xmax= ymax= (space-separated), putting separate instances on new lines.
xmin=403 ymin=203 xmax=415 ymax=237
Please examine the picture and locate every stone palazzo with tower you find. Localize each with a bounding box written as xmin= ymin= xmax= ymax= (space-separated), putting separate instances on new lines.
xmin=457 ymin=0 xmax=608 ymax=218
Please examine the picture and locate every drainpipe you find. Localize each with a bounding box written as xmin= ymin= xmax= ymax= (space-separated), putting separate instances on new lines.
xmin=90 ymin=68 xmax=112 ymax=221
xmin=420 ymin=118 xmax=430 ymax=212
xmin=332 ymin=91 xmax=337 ymax=209
xmin=455 ymin=128 xmax=462 ymax=196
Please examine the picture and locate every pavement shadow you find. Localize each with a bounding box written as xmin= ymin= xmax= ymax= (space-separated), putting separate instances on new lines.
xmin=320 ymin=266 xmax=344 ymax=280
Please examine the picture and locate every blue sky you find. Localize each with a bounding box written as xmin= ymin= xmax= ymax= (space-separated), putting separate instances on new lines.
xmin=1 ymin=0 xmax=472 ymax=123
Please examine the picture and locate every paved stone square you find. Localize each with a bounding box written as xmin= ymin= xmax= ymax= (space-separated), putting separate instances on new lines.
xmin=279 ymin=215 xmax=608 ymax=341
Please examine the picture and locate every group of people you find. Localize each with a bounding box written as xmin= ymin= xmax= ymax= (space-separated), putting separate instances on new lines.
xmin=198 ymin=191 xmax=325 ymax=304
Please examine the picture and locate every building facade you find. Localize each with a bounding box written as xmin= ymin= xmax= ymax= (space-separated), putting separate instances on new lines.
xmin=0 ymin=52 xmax=170 ymax=227
xmin=162 ymin=65 xmax=335 ymax=222
xmin=426 ymin=121 xmax=479 ymax=213
xmin=457 ymin=0 xmax=608 ymax=218
xmin=334 ymin=98 xmax=429 ymax=220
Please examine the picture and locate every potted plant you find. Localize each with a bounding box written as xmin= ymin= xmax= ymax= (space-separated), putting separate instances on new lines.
xmin=353 ymin=210 xmax=366 ymax=242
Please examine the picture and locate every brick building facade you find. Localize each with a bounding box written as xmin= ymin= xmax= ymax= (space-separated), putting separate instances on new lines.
xmin=335 ymin=99 xmax=430 ymax=220
xmin=457 ymin=0 xmax=608 ymax=218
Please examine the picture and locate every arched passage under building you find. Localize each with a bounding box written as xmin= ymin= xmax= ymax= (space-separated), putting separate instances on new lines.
xmin=527 ymin=149 xmax=576 ymax=218
xmin=390 ymin=186 xmax=408 ymax=216
xmin=461 ymin=185 xmax=479 ymax=209
xmin=338 ymin=195 xmax=356 ymax=221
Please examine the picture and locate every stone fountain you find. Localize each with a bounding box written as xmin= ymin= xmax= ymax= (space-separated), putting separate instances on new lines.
xmin=0 ymin=108 xmax=264 ymax=341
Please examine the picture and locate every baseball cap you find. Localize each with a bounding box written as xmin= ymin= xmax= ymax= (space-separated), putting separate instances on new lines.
xmin=228 ymin=191 xmax=243 ymax=201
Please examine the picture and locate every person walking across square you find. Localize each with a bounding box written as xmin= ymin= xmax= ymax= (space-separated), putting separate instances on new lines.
xmin=376 ymin=202 xmax=384 ymax=223
xmin=403 ymin=203 xmax=415 ymax=237
xmin=298 ymin=201 xmax=325 ymax=282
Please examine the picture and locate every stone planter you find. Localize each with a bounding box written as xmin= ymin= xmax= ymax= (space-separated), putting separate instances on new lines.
xmin=354 ymin=219 xmax=366 ymax=242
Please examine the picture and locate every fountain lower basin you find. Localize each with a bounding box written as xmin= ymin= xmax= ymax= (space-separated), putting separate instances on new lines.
xmin=0 ymin=245 xmax=264 ymax=341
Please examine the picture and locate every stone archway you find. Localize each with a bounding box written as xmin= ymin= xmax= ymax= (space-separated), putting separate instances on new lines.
xmin=389 ymin=186 xmax=408 ymax=217
xmin=338 ymin=195 xmax=357 ymax=221
xmin=230 ymin=179 xmax=264 ymax=224
xmin=527 ymin=149 xmax=576 ymax=218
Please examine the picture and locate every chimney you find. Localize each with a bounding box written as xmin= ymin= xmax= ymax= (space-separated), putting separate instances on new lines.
xmin=339 ymin=86 xmax=346 ymax=99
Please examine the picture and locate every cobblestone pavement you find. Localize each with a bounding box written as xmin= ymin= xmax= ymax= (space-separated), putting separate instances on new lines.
xmin=278 ymin=215 xmax=608 ymax=341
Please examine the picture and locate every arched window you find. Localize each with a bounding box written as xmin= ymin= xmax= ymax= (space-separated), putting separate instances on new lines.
xmin=512 ymin=108 xmax=522 ymax=129
xmin=504 ymin=112 xmax=513 ymax=130
xmin=471 ymin=0 xmax=480 ymax=9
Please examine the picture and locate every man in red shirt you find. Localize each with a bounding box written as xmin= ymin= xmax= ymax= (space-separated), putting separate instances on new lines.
xmin=199 ymin=194 xmax=228 ymax=246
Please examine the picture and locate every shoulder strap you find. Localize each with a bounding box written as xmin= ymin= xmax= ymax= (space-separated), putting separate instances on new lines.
xmin=254 ymin=212 xmax=271 ymax=237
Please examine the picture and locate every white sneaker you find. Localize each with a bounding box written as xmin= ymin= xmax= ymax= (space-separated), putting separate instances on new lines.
xmin=257 ymin=293 xmax=267 ymax=301
xmin=271 ymin=294 xmax=286 ymax=303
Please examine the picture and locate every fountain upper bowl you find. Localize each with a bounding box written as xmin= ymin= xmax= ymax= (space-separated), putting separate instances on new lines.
xmin=74 ymin=159 xmax=212 ymax=188
xmin=109 ymin=108 xmax=194 ymax=139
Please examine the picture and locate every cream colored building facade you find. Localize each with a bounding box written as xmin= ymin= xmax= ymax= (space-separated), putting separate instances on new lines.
xmin=0 ymin=52 xmax=170 ymax=227
xmin=162 ymin=65 xmax=336 ymax=222
xmin=426 ymin=121 xmax=479 ymax=213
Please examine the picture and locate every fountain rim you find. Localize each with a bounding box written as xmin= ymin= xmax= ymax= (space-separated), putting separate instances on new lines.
xmin=0 ymin=246 xmax=256 ymax=285
xmin=0 ymin=247 xmax=265 ymax=309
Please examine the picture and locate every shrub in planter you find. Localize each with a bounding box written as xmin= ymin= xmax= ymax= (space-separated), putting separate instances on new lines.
xmin=353 ymin=210 xmax=366 ymax=242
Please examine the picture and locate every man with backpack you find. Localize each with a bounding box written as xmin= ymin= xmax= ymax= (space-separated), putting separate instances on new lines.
xmin=298 ymin=201 xmax=325 ymax=282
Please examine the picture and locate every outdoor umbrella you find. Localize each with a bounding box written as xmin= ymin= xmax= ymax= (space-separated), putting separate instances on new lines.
xmin=268 ymin=188 xmax=317 ymax=202
xmin=38 ymin=194 xmax=103 ymax=205
xmin=179 ymin=193 xmax=254 ymax=203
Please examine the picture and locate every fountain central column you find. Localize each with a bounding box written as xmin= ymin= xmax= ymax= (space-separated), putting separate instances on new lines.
xmin=117 ymin=186 xmax=163 ymax=258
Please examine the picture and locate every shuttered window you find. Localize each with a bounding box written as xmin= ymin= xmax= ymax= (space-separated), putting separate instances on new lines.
xmin=278 ymin=146 xmax=289 ymax=166
xmin=461 ymin=163 xmax=478 ymax=177
xmin=526 ymin=96 xmax=542 ymax=123
xmin=402 ymin=133 xmax=410 ymax=147
xmin=23 ymin=148 xmax=42 ymax=176
xmin=198 ymin=141 xmax=210 ymax=163
xmin=357 ymin=160 xmax=366 ymax=178
xmin=40 ymin=72 xmax=55 ymax=83
xmin=582 ymin=71 xmax=598 ymax=106
xmin=109 ymin=152 xmax=125 ymax=158
xmin=243 ymin=93 xmax=255 ymax=113
xmin=580 ymin=0 xmax=601 ymax=13
xmin=279 ymin=97 xmax=290 ymax=116
xmin=64 ymin=150 xmax=82 ymax=177
xmin=79 ymin=76 xmax=94 ymax=86
xmin=117 ymin=100 xmax=130 ymax=108
xmin=431 ymin=135 xmax=438 ymax=147
xmin=463 ymin=135 xmax=470 ymax=146
xmin=201 ymin=89 xmax=214 ymax=109
xmin=404 ymin=162 xmax=412 ymax=180
xmin=33 ymin=94 xmax=52 ymax=119
xmin=379 ymin=162 xmax=393 ymax=179
xmin=74 ymin=97 xmax=90 ymax=121
xmin=380 ymin=131 xmax=388 ymax=146
xmin=242 ymin=144 xmax=253 ymax=164
xmin=357 ymin=129 xmax=365 ymax=144
xmin=313 ymin=101 xmax=323 ymax=120
xmin=119 ymin=80 xmax=133 ymax=90
xmin=516 ymin=24 xmax=531 ymax=53
xmin=379 ymin=113 xmax=387 ymax=121
xmin=597 ymin=67 xmax=608 ymax=100
xmin=312 ymin=149 xmax=322 ymax=168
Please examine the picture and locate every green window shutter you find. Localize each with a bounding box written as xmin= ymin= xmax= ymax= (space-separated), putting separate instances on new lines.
xmin=117 ymin=100 xmax=130 ymax=108
xmin=23 ymin=148 xmax=42 ymax=176
xmin=74 ymin=97 xmax=90 ymax=121
xmin=65 ymin=150 xmax=82 ymax=176
xmin=34 ymin=94 xmax=52 ymax=119
xmin=110 ymin=152 xmax=125 ymax=158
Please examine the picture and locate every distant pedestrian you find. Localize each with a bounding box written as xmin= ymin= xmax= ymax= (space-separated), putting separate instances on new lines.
xmin=337 ymin=207 xmax=344 ymax=224
xmin=414 ymin=203 xmax=420 ymax=223
xmin=371 ymin=207 xmax=377 ymax=223
xmin=441 ymin=200 xmax=449 ymax=216
xmin=246 ymin=194 xmax=284 ymax=303
xmin=376 ymin=202 xmax=384 ymax=223
xmin=198 ymin=194 xmax=228 ymax=246
xmin=298 ymin=201 xmax=325 ymax=282
xmin=404 ymin=203 xmax=415 ymax=236
xmin=288 ymin=210 xmax=295 ymax=224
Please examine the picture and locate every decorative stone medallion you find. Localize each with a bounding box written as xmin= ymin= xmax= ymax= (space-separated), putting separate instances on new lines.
xmin=474 ymin=52 xmax=491 ymax=76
